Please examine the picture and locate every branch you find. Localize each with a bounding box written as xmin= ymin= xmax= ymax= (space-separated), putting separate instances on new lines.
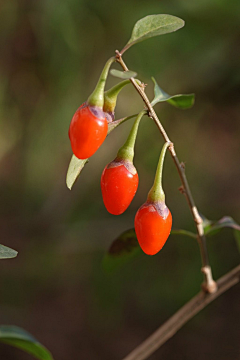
xmin=121 ymin=265 xmax=240 ymax=360
xmin=115 ymin=51 xmax=216 ymax=293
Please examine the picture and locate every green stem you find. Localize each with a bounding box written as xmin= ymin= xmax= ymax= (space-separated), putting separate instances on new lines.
xmin=117 ymin=110 xmax=146 ymax=162
xmin=147 ymin=142 xmax=170 ymax=203
xmin=104 ymin=79 xmax=131 ymax=113
xmin=88 ymin=57 xmax=115 ymax=108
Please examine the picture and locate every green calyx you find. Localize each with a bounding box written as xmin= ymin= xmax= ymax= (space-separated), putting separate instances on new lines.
xmin=147 ymin=142 xmax=170 ymax=203
xmin=103 ymin=79 xmax=141 ymax=113
xmin=117 ymin=110 xmax=146 ymax=163
xmin=103 ymin=79 xmax=131 ymax=113
xmin=87 ymin=57 xmax=115 ymax=108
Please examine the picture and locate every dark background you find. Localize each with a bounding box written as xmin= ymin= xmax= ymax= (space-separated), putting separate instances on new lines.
xmin=0 ymin=0 xmax=239 ymax=359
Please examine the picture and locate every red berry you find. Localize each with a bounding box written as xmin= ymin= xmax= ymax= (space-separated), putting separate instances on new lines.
xmin=101 ymin=160 xmax=139 ymax=215
xmin=134 ymin=202 xmax=172 ymax=255
xmin=69 ymin=104 xmax=108 ymax=159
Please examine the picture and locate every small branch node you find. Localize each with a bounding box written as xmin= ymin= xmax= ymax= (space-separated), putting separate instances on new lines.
xmin=201 ymin=266 xmax=218 ymax=294
xmin=168 ymin=142 xmax=176 ymax=156
xmin=115 ymin=50 xmax=121 ymax=59
xmin=140 ymin=83 xmax=147 ymax=92
xmin=192 ymin=206 xmax=202 ymax=225
xmin=147 ymin=110 xmax=154 ymax=119
xmin=180 ymin=162 xmax=186 ymax=170
xmin=178 ymin=185 xmax=185 ymax=194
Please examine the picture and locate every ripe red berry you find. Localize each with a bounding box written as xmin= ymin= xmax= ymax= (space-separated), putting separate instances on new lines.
xmin=69 ymin=104 xmax=108 ymax=159
xmin=135 ymin=201 xmax=172 ymax=255
xmin=101 ymin=159 xmax=139 ymax=215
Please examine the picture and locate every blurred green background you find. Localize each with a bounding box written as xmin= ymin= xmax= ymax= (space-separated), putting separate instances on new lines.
xmin=0 ymin=0 xmax=240 ymax=359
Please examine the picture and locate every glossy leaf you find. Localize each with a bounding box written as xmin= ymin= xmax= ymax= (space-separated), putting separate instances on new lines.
xmin=121 ymin=15 xmax=185 ymax=54
xmin=203 ymin=216 xmax=240 ymax=236
xmin=110 ymin=69 xmax=137 ymax=79
xmin=0 ymin=326 xmax=53 ymax=360
xmin=0 ymin=244 xmax=18 ymax=259
xmin=66 ymin=114 xmax=138 ymax=190
xmin=151 ymin=77 xmax=195 ymax=109
xmin=102 ymin=229 xmax=141 ymax=272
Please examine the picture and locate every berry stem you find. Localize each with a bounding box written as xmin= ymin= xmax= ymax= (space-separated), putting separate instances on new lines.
xmin=88 ymin=57 xmax=115 ymax=108
xmin=104 ymin=79 xmax=131 ymax=113
xmin=117 ymin=110 xmax=146 ymax=162
xmin=147 ymin=142 xmax=170 ymax=203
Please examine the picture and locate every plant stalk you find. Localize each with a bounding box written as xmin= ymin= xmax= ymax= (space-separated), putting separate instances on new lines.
xmin=115 ymin=51 xmax=217 ymax=294
xmin=121 ymin=264 xmax=240 ymax=360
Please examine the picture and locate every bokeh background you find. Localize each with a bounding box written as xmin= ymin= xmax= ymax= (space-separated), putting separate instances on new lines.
xmin=0 ymin=0 xmax=240 ymax=359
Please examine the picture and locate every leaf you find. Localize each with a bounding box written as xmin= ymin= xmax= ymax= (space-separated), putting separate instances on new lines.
xmin=151 ymin=77 xmax=195 ymax=109
xmin=234 ymin=230 xmax=240 ymax=254
xmin=102 ymin=229 xmax=141 ymax=272
xmin=107 ymin=113 xmax=139 ymax=134
xmin=110 ymin=69 xmax=137 ymax=79
xmin=66 ymin=114 xmax=138 ymax=190
xmin=202 ymin=215 xmax=240 ymax=236
xmin=0 ymin=244 xmax=18 ymax=259
xmin=102 ymin=226 xmax=198 ymax=271
xmin=121 ymin=14 xmax=185 ymax=54
xmin=0 ymin=326 xmax=53 ymax=360
xmin=66 ymin=156 xmax=88 ymax=190
xmin=171 ymin=229 xmax=197 ymax=239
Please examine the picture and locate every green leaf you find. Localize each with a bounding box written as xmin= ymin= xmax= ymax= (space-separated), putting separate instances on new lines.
xmin=234 ymin=230 xmax=240 ymax=254
xmin=102 ymin=226 xmax=198 ymax=271
xmin=107 ymin=113 xmax=138 ymax=133
xmin=102 ymin=229 xmax=141 ymax=272
xmin=0 ymin=244 xmax=18 ymax=259
xmin=171 ymin=229 xmax=197 ymax=239
xmin=110 ymin=69 xmax=137 ymax=79
xmin=200 ymin=214 xmax=212 ymax=230
xmin=202 ymin=215 xmax=240 ymax=236
xmin=151 ymin=77 xmax=195 ymax=109
xmin=0 ymin=326 xmax=53 ymax=360
xmin=66 ymin=114 xmax=138 ymax=190
xmin=66 ymin=156 xmax=88 ymax=190
xmin=121 ymin=14 xmax=185 ymax=54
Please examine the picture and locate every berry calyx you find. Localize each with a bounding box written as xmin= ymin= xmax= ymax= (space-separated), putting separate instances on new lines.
xmin=135 ymin=142 xmax=172 ymax=255
xmin=103 ymin=79 xmax=141 ymax=123
xmin=103 ymin=79 xmax=131 ymax=122
xmin=87 ymin=57 xmax=115 ymax=108
xmin=101 ymin=111 xmax=146 ymax=215
xmin=69 ymin=58 xmax=115 ymax=159
xmin=117 ymin=110 xmax=146 ymax=163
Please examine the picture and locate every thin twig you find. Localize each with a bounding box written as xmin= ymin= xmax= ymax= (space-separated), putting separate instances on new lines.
xmin=122 ymin=265 xmax=240 ymax=360
xmin=115 ymin=51 xmax=216 ymax=293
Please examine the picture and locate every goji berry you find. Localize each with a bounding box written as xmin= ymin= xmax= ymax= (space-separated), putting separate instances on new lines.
xmin=101 ymin=111 xmax=145 ymax=215
xmin=135 ymin=202 xmax=172 ymax=255
xmin=69 ymin=104 xmax=108 ymax=159
xmin=101 ymin=159 xmax=139 ymax=215
xmin=135 ymin=142 xmax=172 ymax=255
xmin=68 ymin=57 xmax=115 ymax=159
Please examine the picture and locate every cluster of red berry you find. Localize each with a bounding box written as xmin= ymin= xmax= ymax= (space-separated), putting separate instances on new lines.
xmin=68 ymin=59 xmax=172 ymax=255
